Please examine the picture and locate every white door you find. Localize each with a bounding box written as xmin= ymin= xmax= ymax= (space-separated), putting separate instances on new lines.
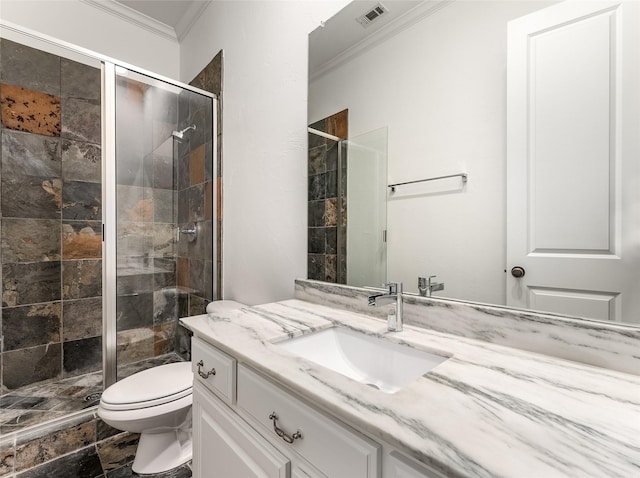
xmin=506 ymin=1 xmax=640 ymax=323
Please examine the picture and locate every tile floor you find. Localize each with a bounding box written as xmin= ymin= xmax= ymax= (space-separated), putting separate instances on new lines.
xmin=0 ymin=354 xmax=184 ymax=434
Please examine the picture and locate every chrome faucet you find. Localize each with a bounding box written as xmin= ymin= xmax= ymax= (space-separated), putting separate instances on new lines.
xmin=418 ymin=276 xmax=445 ymax=297
xmin=368 ymin=281 xmax=403 ymax=332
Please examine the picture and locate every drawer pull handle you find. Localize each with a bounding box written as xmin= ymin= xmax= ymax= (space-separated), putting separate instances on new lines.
xmin=197 ymin=360 xmax=216 ymax=379
xmin=268 ymin=412 xmax=302 ymax=444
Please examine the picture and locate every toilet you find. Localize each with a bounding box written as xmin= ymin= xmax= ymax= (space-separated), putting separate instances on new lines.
xmin=98 ymin=361 xmax=194 ymax=474
xmin=98 ymin=300 xmax=246 ymax=474
xmin=205 ymin=299 xmax=246 ymax=314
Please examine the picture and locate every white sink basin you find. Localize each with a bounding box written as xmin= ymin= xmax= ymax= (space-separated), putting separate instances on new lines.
xmin=276 ymin=327 xmax=447 ymax=393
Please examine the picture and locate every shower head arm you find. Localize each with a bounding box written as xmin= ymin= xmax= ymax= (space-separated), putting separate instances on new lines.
xmin=172 ymin=124 xmax=197 ymax=140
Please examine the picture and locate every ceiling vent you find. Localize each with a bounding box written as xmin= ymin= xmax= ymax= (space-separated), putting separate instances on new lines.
xmin=356 ymin=3 xmax=388 ymax=28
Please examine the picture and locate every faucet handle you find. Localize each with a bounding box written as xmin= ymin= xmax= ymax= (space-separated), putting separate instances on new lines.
xmin=384 ymin=281 xmax=403 ymax=294
xmin=418 ymin=276 xmax=437 ymax=297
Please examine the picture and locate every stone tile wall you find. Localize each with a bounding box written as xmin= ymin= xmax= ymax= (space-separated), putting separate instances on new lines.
xmin=179 ymin=50 xmax=222 ymax=321
xmin=0 ymin=39 xmax=103 ymax=390
xmin=308 ymin=109 xmax=348 ymax=283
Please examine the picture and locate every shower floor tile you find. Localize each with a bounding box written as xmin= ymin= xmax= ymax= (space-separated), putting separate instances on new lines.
xmin=0 ymin=353 xmax=184 ymax=434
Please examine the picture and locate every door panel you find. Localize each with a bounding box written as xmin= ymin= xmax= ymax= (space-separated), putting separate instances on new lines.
xmin=530 ymin=10 xmax=613 ymax=252
xmin=528 ymin=287 xmax=618 ymax=322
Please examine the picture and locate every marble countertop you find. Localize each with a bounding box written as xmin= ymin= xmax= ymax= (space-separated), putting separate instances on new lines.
xmin=182 ymin=299 xmax=640 ymax=478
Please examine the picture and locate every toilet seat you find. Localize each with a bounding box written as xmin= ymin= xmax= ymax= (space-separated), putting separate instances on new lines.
xmin=101 ymin=362 xmax=193 ymax=411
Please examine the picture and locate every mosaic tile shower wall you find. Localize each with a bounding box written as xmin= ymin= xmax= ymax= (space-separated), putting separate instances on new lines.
xmin=307 ymin=109 xmax=348 ymax=283
xmin=0 ymin=38 xmax=103 ymax=391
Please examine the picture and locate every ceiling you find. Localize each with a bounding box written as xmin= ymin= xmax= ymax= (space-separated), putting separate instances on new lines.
xmin=117 ymin=0 xmax=199 ymax=29
xmin=309 ymin=1 xmax=451 ymax=80
xmin=104 ymin=0 xmax=211 ymax=41
xmin=309 ymin=1 xmax=422 ymax=74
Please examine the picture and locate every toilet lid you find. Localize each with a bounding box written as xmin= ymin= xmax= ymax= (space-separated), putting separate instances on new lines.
xmin=101 ymin=362 xmax=193 ymax=410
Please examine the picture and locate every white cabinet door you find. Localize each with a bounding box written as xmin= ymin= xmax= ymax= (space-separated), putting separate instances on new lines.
xmin=193 ymin=382 xmax=290 ymax=478
xmin=386 ymin=451 xmax=446 ymax=478
xmin=292 ymin=464 xmax=327 ymax=478
xmin=506 ymin=1 xmax=640 ymax=322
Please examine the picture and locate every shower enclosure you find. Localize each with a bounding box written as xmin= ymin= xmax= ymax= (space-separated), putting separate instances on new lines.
xmin=0 ymin=26 xmax=216 ymax=435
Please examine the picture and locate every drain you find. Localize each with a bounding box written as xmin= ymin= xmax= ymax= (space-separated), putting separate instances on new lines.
xmin=84 ymin=392 xmax=102 ymax=402
xmin=365 ymin=383 xmax=380 ymax=390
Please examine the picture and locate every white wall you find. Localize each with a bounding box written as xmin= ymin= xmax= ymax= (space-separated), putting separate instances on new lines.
xmin=180 ymin=1 xmax=348 ymax=305
xmin=0 ymin=0 xmax=180 ymax=78
xmin=309 ymin=1 xmax=553 ymax=304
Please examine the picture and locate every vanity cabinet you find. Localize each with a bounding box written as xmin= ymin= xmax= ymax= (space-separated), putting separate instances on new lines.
xmin=237 ymin=364 xmax=380 ymax=478
xmin=192 ymin=336 xmax=442 ymax=478
xmin=193 ymin=381 xmax=290 ymax=477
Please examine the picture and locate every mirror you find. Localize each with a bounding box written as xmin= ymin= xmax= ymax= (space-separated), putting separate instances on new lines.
xmin=307 ymin=0 xmax=639 ymax=324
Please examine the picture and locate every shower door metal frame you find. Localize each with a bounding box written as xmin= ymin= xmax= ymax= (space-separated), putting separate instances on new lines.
xmin=0 ymin=20 xmax=217 ymax=391
xmin=102 ymin=62 xmax=118 ymax=389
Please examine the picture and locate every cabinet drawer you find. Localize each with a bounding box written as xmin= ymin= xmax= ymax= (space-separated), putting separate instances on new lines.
xmin=192 ymin=337 xmax=236 ymax=403
xmin=237 ymin=364 xmax=379 ymax=478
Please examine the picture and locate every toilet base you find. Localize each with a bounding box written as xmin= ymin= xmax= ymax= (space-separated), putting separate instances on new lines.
xmin=132 ymin=428 xmax=193 ymax=474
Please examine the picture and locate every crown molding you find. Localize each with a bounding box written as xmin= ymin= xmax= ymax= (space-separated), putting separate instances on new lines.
xmin=175 ymin=0 xmax=211 ymax=41
xmin=80 ymin=0 xmax=178 ymax=43
xmin=310 ymin=0 xmax=454 ymax=82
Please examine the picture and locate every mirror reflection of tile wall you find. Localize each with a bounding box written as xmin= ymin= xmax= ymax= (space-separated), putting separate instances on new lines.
xmin=307 ymin=109 xmax=348 ymax=283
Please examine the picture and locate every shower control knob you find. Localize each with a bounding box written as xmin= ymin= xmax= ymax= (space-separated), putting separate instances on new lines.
xmin=511 ymin=266 xmax=526 ymax=278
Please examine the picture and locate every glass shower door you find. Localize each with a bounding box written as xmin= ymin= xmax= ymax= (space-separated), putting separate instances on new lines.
xmin=345 ymin=127 xmax=388 ymax=287
xmin=107 ymin=66 xmax=214 ymax=385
